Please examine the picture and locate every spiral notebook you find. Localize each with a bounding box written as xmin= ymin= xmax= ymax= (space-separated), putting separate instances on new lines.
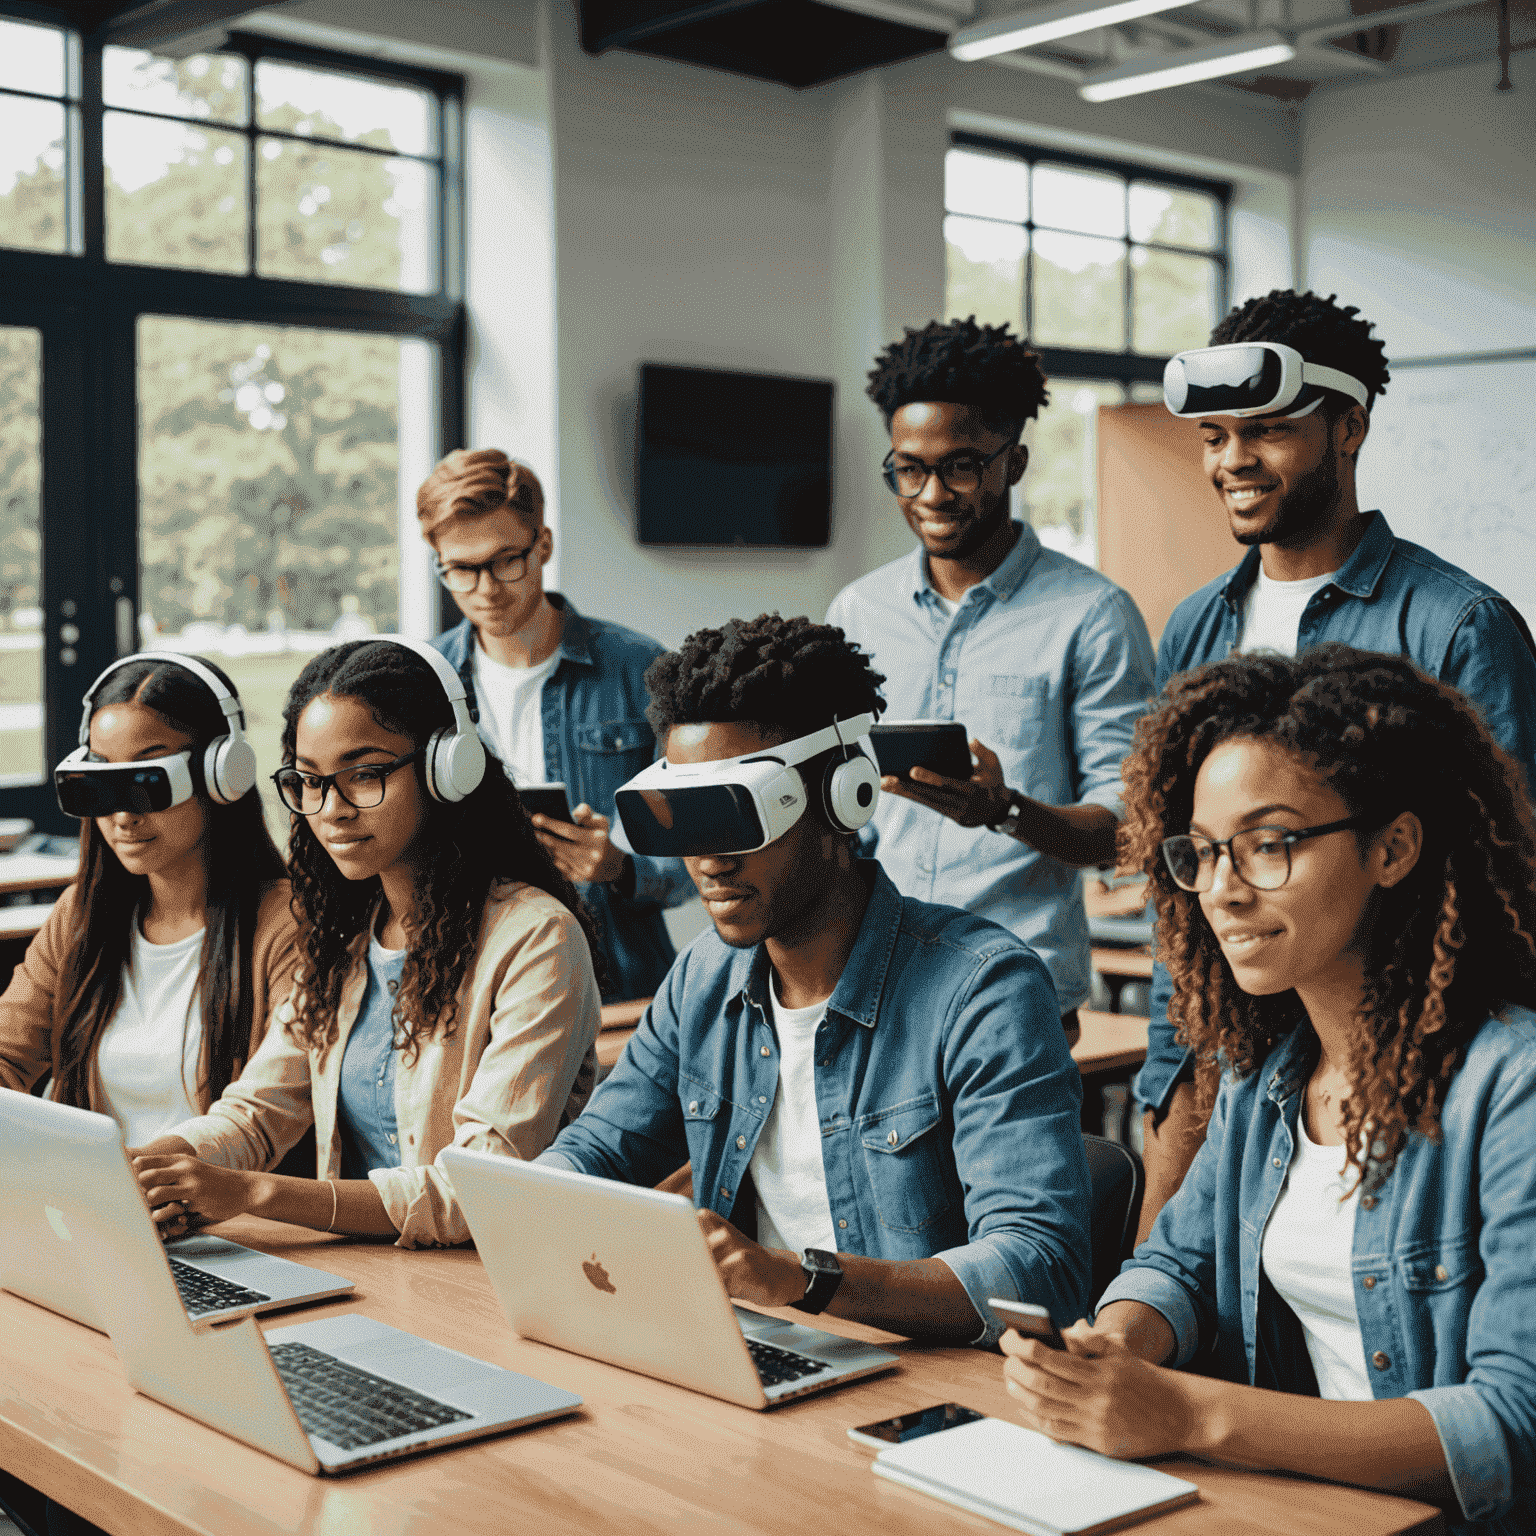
xmin=872 ymin=1416 xmax=1199 ymax=1536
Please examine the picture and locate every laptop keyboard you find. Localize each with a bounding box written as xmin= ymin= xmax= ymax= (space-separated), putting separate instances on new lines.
xmin=168 ymin=1258 xmax=271 ymax=1316
xmin=269 ymin=1341 xmax=474 ymax=1450
xmin=747 ymin=1338 xmax=828 ymax=1389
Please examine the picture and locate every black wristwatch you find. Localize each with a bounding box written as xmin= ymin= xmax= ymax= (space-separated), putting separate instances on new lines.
xmin=791 ymin=1247 xmax=843 ymax=1315
xmin=987 ymin=788 xmax=1026 ymax=838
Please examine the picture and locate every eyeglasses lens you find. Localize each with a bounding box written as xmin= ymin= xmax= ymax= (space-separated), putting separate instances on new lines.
xmin=276 ymin=768 xmax=387 ymax=815
xmin=885 ymin=461 xmax=982 ymax=497
xmin=439 ymin=552 xmax=531 ymax=593
xmin=1162 ymin=831 xmax=1292 ymax=892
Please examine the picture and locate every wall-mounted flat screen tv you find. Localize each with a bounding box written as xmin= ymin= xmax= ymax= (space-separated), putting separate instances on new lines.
xmin=635 ymin=363 xmax=833 ymax=547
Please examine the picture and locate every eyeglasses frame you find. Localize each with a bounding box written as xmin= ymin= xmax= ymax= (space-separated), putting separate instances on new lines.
xmin=1161 ymin=813 xmax=1378 ymax=893
xmin=433 ymin=541 xmax=540 ymax=593
xmin=881 ymin=440 xmax=1014 ymax=498
xmin=271 ymin=748 xmax=424 ymax=816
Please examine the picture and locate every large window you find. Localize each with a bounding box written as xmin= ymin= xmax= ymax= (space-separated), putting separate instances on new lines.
xmin=944 ymin=135 xmax=1227 ymax=564
xmin=0 ymin=17 xmax=463 ymax=833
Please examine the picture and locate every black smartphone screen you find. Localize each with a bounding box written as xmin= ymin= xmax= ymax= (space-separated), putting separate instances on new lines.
xmin=868 ymin=723 xmax=971 ymax=783
xmin=854 ymin=1403 xmax=985 ymax=1444
xmin=519 ymin=784 xmax=573 ymax=822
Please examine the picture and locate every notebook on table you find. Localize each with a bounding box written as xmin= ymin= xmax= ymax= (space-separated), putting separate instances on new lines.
xmin=442 ymin=1148 xmax=899 ymax=1409
xmin=0 ymin=1089 xmax=582 ymax=1473
xmin=872 ymin=1416 xmax=1199 ymax=1536
xmin=0 ymin=1088 xmax=354 ymax=1328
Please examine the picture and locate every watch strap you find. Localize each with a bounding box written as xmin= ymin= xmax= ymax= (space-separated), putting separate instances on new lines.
xmin=988 ymin=788 xmax=1025 ymax=836
xmin=790 ymin=1247 xmax=843 ymax=1315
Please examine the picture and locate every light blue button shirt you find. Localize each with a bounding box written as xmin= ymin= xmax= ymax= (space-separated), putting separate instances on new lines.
xmin=827 ymin=522 xmax=1155 ymax=1011
xmin=336 ymin=938 xmax=406 ymax=1178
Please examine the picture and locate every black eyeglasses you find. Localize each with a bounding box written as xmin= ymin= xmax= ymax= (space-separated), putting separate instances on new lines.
xmin=271 ymin=750 xmax=422 ymax=816
xmin=1161 ymin=814 xmax=1375 ymax=893
xmin=433 ymin=544 xmax=538 ymax=594
xmin=881 ymin=441 xmax=1012 ymax=498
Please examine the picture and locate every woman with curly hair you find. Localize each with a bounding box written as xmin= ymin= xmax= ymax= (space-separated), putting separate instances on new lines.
xmin=999 ymin=643 xmax=1536 ymax=1533
xmin=133 ymin=638 xmax=601 ymax=1247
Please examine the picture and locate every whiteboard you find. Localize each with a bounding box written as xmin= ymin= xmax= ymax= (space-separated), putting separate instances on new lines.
xmin=1357 ymin=355 xmax=1536 ymax=632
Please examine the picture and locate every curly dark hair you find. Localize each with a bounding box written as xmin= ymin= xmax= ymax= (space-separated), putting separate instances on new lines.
xmin=865 ymin=317 xmax=1049 ymax=438
xmin=1211 ymin=289 xmax=1391 ymax=412
xmin=644 ymin=614 xmax=885 ymax=743
xmin=56 ymin=656 xmax=285 ymax=1110
xmin=280 ymin=640 xmax=601 ymax=1059
xmin=1121 ymin=643 xmax=1536 ymax=1190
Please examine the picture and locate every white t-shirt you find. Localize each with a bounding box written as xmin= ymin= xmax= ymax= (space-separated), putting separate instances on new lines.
xmin=471 ymin=643 xmax=560 ymax=788
xmin=1237 ymin=566 xmax=1336 ymax=657
xmin=1261 ymin=1113 xmax=1374 ymax=1400
xmin=96 ymin=925 xmax=206 ymax=1148
xmin=751 ymin=976 xmax=837 ymax=1256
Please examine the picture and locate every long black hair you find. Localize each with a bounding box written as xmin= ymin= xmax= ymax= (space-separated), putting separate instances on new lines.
xmin=280 ymin=640 xmax=602 ymax=1058
xmin=55 ymin=656 xmax=286 ymax=1108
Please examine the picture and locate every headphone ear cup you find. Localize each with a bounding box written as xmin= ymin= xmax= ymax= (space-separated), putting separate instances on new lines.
xmin=823 ymin=754 xmax=880 ymax=833
xmin=425 ymin=726 xmax=487 ymax=804
xmin=203 ymin=736 xmax=257 ymax=805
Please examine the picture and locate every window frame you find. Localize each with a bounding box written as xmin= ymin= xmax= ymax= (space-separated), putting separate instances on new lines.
xmin=0 ymin=18 xmax=466 ymax=829
xmin=949 ymin=130 xmax=1232 ymax=387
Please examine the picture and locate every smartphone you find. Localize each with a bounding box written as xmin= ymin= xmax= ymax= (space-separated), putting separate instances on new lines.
xmin=988 ymin=1298 xmax=1066 ymax=1350
xmin=519 ymin=782 xmax=573 ymax=823
xmin=868 ymin=721 xmax=971 ymax=783
xmin=847 ymin=1402 xmax=986 ymax=1451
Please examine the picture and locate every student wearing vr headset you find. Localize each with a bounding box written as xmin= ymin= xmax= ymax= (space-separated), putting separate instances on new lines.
xmin=0 ymin=653 xmax=299 ymax=1146
xmin=1135 ymin=290 xmax=1536 ymax=1242
xmin=132 ymin=637 xmax=603 ymax=1247
xmin=539 ymin=615 xmax=1091 ymax=1342
xmin=418 ymin=449 xmax=692 ymax=1004
xmin=826 ymin=318 xmax=1155 ymax=1045
xmin=1003 ymin=647 xmax=1536 ymax=1534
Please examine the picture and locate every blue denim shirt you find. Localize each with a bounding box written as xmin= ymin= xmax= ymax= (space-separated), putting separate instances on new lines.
xmin=827 ymin=522 xmax=1156 ymax=1012
xmin=540 ymin=863 xmax=1091 ymax=1344
xmin=1136 ymin=512 xmax=1536 ymax=1113
xmin=1102 ymin=1011 xmax=1536 ymax=1533
xmin=336 ymin=939 xmax=405 ymax=1178
xmin=435 ymin=596 xmax=692 ymax=1003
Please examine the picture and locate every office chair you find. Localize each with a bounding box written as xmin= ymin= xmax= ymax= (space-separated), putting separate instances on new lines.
xmin=1083 ymin=1133 xmax=1145 ymax=1307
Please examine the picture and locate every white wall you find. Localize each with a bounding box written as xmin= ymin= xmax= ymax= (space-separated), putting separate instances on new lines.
xmin=1300 ymin=58 xmax=1536 ymax=358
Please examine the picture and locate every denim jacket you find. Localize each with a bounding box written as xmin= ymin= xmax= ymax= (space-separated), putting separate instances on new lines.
xmin=540 ymin=863 xmax=1091 ymax=1344
xmin=1136 ymin=511 xmax=1536 ymax=1112
xmin=1102 ymin=1011 xmax=1536 ymax=1533
xmin=435 ymin=597 xmax=692 ymax=1002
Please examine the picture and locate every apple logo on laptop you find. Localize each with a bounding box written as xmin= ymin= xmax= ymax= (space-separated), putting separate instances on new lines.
xmin=582 ymin=1254 xmax=616 ymax=1294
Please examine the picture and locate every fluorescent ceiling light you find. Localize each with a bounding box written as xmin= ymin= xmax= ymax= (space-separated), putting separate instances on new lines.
xmin=1079 ymin=28 xmax=1295 ymax=98
xmin=949 ymin=0 xmax=1204 ymax=60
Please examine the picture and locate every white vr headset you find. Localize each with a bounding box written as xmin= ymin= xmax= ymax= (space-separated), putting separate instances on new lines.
xmin=54 ymin=652 xmax=258 ymax=819
xmin=613 ymin=714 xmax=881 ymax=858
xmin=1163 ymin=342 xmax=1370 ymax=420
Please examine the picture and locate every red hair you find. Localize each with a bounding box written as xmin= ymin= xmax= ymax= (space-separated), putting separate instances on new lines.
xmin=416 ymin=448 xmax=543 ymax=542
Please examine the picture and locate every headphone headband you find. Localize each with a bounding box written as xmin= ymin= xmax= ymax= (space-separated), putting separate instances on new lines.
xmin=79 ymin=651 xmax=246 ymax=747
xmin=352 ymin=634 xmax=479 ymax=739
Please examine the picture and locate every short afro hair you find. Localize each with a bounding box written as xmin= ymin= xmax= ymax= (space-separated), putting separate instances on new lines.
xmin=644 ymin=614 xmax=886 ymax=743
xmin=866 ymin=317 xmax=1049 ymax=439
xmin=1211 ymin=290 xmax=1391 ymax=410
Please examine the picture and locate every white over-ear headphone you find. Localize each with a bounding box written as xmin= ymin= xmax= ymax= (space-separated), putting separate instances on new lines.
xmin=354 ymin=635 xmax=487 ymax=804
xmin=73 ymin=651 xmax=258 ymax=806
xmin=820 ymin=716 xmax=881 ymax=835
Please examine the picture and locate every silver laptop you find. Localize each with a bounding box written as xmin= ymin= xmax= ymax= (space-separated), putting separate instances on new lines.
xmin=0 ymin=1088 xmax=353 ymax=1328
xmin=441 ymin=1149 xmax=900 ymax=1409
xmin=0 ymin=1089 xmax=583 ymax=1473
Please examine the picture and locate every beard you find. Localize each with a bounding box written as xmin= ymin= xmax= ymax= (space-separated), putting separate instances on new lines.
xmin=1231 ymin=451 xmax=1341 ymax=549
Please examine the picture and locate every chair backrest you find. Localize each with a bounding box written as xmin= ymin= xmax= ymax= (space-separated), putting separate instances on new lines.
xmin=1082 ymin=1134 xmax=1145 ymax=1308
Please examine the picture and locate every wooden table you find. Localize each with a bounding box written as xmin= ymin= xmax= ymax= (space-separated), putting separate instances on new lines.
xmin=1073 ymin=1009 xmax=1150 ymax=1075
xmin=1092 ymin=945 xmax=1154 ymax=981
xmin=0 ymin=1216 xmax=1444 ymax=1536
xmin=0 ymin=854 xmax=77 ymax=900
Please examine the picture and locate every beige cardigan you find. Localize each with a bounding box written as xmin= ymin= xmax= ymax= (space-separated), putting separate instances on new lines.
xmin=0 ymin=881 xmax=301 ymax=1113
xmin=169 ymin=882 xmax=601 ymax=1248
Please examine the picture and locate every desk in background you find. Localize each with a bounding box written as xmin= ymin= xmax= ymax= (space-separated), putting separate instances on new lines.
xmin=0 ymin=1215 xmax=1446 ymax=1536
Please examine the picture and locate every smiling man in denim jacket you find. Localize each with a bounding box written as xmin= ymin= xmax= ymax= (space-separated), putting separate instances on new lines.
xmin=419 ymin=448 xmax=692 ymax=1003
xmin=539 ymin=614 xmax=1090 ymax=1344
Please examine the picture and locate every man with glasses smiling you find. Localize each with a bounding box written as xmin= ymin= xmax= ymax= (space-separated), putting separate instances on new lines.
xmin=827 ymin=318 xmax=1154 ymax=1045
xmin=417 ymin=449 xmax=691 ymax=1003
